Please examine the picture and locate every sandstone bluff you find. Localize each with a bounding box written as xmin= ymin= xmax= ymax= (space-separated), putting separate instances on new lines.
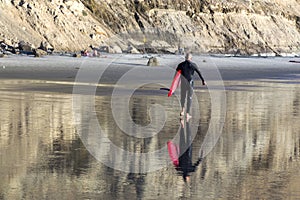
xmin=0 ymin=0 xmax=300 ymax=55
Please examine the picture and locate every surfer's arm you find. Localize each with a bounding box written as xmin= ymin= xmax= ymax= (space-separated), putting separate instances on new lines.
xmin=174 ymin=65 xmax=181 ymax=78
xmin=193 ymin=65 xmax=206 ymax=85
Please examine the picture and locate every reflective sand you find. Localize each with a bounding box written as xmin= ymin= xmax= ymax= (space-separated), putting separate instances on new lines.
xmin=0 ymin=56 xmax=300 ymax=199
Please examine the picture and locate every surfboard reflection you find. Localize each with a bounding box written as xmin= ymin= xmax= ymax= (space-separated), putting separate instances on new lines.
xmin=168 ymin=119 xmax=202 ymax=182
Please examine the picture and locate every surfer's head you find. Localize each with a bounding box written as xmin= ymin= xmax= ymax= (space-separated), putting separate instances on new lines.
xmin=185 ymin=52 xmax=192 ymax=61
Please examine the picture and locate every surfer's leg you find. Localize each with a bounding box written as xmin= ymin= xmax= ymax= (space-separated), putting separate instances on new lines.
xmin=180 ymin=108 xmax=185 ymax=116
xmin=186 ymin=81 xmax=193 ymax=117
xmin=180 ymin=83 xmax=187 ymax=116
xmin=180 ymin=102 xmax=185 ymax=116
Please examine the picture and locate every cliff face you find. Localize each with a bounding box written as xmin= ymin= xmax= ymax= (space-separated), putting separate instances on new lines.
xmin=1 ymin=0 xmax=300 ymax=54
xmin=0 ymin=0 xmax=109 ymax=51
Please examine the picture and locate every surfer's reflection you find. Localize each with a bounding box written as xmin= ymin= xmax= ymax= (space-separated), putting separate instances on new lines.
xmin=167 ymin=119 xmax=202 ymax=182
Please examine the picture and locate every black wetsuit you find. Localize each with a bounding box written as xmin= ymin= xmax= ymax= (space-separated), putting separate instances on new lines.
xmin=176 ymin=60 xmax=205 ymax=113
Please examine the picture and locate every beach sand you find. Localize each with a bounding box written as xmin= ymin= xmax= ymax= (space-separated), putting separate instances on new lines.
xmin=0 ymin=54 xmax=300 ymax=199
xmin=0 ymin=54 xmax=299 ymax=93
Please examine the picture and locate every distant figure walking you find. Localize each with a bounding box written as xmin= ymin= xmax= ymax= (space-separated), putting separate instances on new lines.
xmin=176 ymin=53 xmax=206 ymax=119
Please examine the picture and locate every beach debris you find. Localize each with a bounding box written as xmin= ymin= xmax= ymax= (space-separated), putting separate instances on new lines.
xmin=147 ymin=57 xmax=159 ymax=66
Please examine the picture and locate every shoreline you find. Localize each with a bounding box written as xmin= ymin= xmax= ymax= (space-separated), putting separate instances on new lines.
xmin=0 ymin=54 xmax=299 ymax=89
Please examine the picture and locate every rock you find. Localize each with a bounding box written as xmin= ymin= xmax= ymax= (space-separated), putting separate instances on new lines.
xmin=3 ymin=39 xmax=12 ymax=46
xmin=3 ymin=51 xmax=13 ymax=55
xmin=18 ymin=41 xmax=34 ymax=52
xmin=108 ymin=45 xmax=122 ymax=54
xmin=33 ymin=49 xmax=47 ymax=57
xmin=89 ymin=34 xmax=96 ymax=40
xmin=72 ymin=53 xmax=81 ymax=58
xmin=163 ymin=47 xmax=177 ymax=54
xmin=11 ymin=48 xmax=19 ymax=54
xmin=125 ymin=45 xmax=140 ymax=54
xmin=0 ymin=42 xmax=7 ymax=50
xmin=228 ymin=48 xmax=241 ymax=56
xmin=18 ymin=0 xmax=27 ymax=7
xmin=39 ymin=41 xmax=54 ymax=52
xmin=147 ymin=57 xmax=159 ymax=66
xmin=130 ymin=47 xmax=140 ymax=54
xmin=124 ymin=45 xmax=138 ymax=54
xmin=98 ymin=46 xmax=109 ymax=53
xmin=0 ymin=40 xmax=19 ymax=55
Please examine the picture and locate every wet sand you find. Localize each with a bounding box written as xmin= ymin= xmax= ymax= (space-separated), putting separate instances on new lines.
xmin=0 ymin=54 xmax=300 ymax=199
xmin=0 ymin=54 xmax=299 ymax=95
xmin=0 ymin=54 xmax=299 ymax=82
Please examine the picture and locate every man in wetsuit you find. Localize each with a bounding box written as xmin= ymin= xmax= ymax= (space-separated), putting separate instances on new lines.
xmin=176 ymin=53 xmax=206 ymax=119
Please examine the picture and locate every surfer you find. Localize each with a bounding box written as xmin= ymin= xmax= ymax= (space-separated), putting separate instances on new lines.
xmin=176 ymin=53 xmax=206 ymax=119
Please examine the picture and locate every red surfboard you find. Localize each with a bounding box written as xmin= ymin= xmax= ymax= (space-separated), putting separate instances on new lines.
xmin=168 ymin=70 xmax=181 ymax=97
xmin=167 ymin=141 xmax=179 ymax=167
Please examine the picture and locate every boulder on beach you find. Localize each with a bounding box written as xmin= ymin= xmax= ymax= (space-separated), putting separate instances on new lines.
xmin=147 ymin=57 xmax=159 ymax=66
xmin=39 ymin=41 xmax=54 ymax=52
xmin=33 ymin=49 xmax=47 ymax=57
xmin=18 ymin=41 xmax=34 ymax=52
